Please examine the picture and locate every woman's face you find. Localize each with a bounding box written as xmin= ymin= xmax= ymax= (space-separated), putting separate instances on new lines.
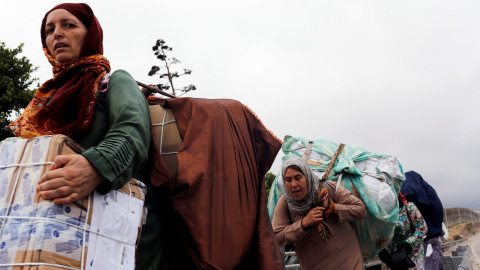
xmin=44 ymin=9 xmax=87 ymax=63
xmin=284 ymin=167 xmax=308 ymax=201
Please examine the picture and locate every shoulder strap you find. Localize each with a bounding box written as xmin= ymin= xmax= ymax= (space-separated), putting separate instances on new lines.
xmin=302 ymin=140 xmax=313 ymax=161
xmin=335 ymin=173 xmax=343 ymax=193
xmin=318 ymin=143 xmax=345 ymax=190
xmin=325 ymin=180 xmax=337 ymax=199
xmin=98 ymin=72 xmax=112 ymax=104
xmin=404 ymin=202 xmax=416 ymax=233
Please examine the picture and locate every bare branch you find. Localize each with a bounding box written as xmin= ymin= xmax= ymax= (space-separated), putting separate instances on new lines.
xmin=147 ymin=38 xmax=196 ymax=97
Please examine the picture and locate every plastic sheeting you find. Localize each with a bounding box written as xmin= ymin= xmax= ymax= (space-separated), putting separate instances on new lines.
xmin=267 ymin=136 xmax=405 ymax=258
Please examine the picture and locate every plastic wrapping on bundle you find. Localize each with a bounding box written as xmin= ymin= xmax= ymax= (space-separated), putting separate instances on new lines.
xmin=267 ymin=136 xmax=405 ymax=258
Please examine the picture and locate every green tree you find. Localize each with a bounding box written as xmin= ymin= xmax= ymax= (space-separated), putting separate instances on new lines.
xmin=265 ymin=172 xmax=276 ymax=202
xmin=0 ymin=42 xmax=38 ymax=140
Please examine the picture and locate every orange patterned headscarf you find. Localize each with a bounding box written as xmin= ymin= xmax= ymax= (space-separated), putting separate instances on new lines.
xmin=9 ymin=3 xmax=110 ymax=138
xmin=398 ymin=192 xmax=408 ymax=208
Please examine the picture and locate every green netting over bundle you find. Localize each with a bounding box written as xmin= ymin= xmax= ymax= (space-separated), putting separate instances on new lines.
xmin=267 ymin=136 xmax=405 ymax=258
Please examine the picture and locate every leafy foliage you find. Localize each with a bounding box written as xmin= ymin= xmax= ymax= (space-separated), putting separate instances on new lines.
xmin=0 ymin=42 xmax=37 ymax=140
xmin=265 ymin=172 xmax=276 ymax=202
xmin=148 ymin=39 xmax=196 ymax=97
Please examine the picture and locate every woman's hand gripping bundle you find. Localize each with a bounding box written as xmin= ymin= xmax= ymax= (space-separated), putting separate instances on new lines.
xmin=315 ymin=187 xmax=336 ymax=242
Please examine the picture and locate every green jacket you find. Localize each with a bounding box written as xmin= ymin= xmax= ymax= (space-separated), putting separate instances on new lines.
xmin=73 ymin=70 xmax=151 ymax=193
xmin=72 ymin=70 xmax=167 ymax=269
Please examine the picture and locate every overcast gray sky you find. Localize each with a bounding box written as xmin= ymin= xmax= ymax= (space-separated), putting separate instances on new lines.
xmin=1 ymin=0 xmax=479 ymax=210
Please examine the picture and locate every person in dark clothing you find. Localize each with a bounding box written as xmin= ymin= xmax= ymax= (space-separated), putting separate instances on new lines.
xmin=401 ymin=171 xmax=445 ymax=270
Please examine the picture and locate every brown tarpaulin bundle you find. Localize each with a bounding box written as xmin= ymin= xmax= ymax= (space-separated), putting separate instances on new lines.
xmin=150 ymin=98 xmax=284 ymax=270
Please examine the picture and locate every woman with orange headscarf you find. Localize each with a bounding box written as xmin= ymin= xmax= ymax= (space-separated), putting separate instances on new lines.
xmin=9 ymin=3 xmax=166 ymax=269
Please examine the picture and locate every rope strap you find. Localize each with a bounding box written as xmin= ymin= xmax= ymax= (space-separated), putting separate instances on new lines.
xmin=301 ymin=141 xmax=314 ymax=161
xmin=0 ymin=162 xmax=54 ymax=170
xmin=319 ymin=143 xmax=345 ymax=188
xmin=152 ymin=120 xmax=176 ymax=127
xmin=0 ymin=262 xmax=79 ymax=270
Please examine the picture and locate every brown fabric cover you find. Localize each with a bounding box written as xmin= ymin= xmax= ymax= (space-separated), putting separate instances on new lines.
xmin=150 ymin=97 xmax=284 ymax=269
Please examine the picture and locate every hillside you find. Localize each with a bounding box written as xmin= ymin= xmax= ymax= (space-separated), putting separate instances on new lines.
xmin=447 ymin=222 xmax=480 ymax=242
xmin=444 ymin=207 xmax=480 ymax=241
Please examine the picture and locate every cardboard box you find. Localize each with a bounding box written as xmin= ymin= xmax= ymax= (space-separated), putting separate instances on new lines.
xmin=0 ymin=135 xmax=146 ymax=269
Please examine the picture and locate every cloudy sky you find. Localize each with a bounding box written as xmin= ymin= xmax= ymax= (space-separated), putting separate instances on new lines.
xmin=1 ymin=1 xmax=479 ymax=210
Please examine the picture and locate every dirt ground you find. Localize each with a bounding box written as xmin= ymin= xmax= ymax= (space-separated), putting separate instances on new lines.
xmin=447 ymin=222 xmax=480 ymax=242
